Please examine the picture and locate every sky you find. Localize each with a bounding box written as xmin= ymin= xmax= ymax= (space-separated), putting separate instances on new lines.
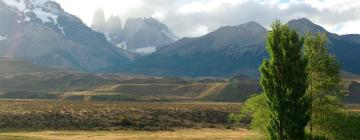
xmin=54 ymin=0 xmax=360 ymax=37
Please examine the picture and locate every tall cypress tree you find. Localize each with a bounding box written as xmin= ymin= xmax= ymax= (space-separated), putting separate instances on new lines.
xmin=260 ymin=21 xmax=310 ymax=140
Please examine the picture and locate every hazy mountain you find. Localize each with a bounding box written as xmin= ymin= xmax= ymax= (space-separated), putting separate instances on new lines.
xmin=129 ymin=21 xmax=268 ymax=77
xmin=106 ymin=15 xmax=123 ymax=44
xmin=91 ymin=8 xmax=107 ymax=33
xmin=121 ymin=17 xmax=179 ymax=53
xmin=0 ymin=0 xmax=135 ymax=71
xmin=91 ymin=8 xmax=123 ymax=45
xmin=90 ymin=9 xmax=179 ymax=55
xmin=339 ymin=34 xmax=360 ymax=44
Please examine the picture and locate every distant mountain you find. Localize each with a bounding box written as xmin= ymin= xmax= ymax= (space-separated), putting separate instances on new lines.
xmin=91 ymin=8 xmax=123 ymax=46
xmin=129 ymin=21 xmax=268 ymax=77
xmin=288 ymin=18 xmax=360 ymax=75
xmin=127 ymin=18 xmax=360 ymax=77
xmin=287 ymin=18 xmax=331 ymax=35
xmin=339 ymin=34 xmax=360 ymax=44
xmin=121 ymin=17 xmax=179 ymax=53
xmin=91 ymin=8 xmax=108 ymax=33
xmin=106 ymin=15 xmax=123 ymax=44
xmin=90 ymin=12 xmax=179 ymax=54
xmin=0 ymin=0 xmax=135 ymax=72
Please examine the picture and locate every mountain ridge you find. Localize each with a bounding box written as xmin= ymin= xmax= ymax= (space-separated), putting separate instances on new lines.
xmin=126 ymin=18 xmax=360 ymax=77
xmin=127 ymin=21 xmax=268 ymax=77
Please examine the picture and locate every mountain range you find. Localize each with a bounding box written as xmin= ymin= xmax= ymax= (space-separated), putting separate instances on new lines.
xmin=128 ymin=21 xmax=267 ymax=77
xmin=0 ymin=0 xmax=359 ymax=78
xmin=128 ymin=18 xmax=360 ymax=77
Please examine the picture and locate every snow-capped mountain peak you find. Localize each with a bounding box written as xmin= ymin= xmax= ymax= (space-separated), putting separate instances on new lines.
xmin=1 ymin=0 xmax=64 ymax=35
xmin=0 ymin=0 xmax=136 ymax=72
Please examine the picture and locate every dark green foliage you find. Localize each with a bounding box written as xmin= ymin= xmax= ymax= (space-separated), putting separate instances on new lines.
xmin=260 ymin=20 xmax=310 ymax=139
xmin=305 ymin=109 xmax=360 ymax=140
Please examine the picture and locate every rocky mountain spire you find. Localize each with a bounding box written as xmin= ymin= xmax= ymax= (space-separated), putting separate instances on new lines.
xmin=91 ymin=8 xmax=107 ymax=33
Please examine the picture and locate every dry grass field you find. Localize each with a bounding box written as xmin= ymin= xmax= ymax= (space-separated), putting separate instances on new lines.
xmin=0 ymin=100 xmax=357 ymax=139
xmin=0 ymin=100 xmax=257 ymax=139
xmin=0 ymin=100 xmax=242 ymax=130
xmin=0 ymin=128 xmax=258 ymax=140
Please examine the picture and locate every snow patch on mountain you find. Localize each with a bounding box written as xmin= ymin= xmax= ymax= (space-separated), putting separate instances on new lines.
xmin=0 ymin=35 xmax=7 ymax=41
xmin=134 ymin=46 xmax=156 ymax=54
xmin=1 ymin=0 xmax=65 ymax=36
xmin=32 ymin=7 xmax=58 ymax=24
xmin=116 ymin=41 xmax=127 ymax=50
xmin=58 ymin=25 xmax=65 ymax=35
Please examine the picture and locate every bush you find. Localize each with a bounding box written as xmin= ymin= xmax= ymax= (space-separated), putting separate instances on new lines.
xmin=229 ymin=93 xmax=270 ymax=138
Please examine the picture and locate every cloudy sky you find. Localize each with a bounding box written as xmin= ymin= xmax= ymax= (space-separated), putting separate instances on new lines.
xmin=54 ymin=0 xmax=360 ymax=37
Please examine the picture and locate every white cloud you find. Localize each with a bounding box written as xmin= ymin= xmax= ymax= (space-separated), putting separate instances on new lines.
xmin=191 ymin=25 xmax=209 ymax=37
xmin=55 ymin=0 xmax=143 ymax=24
xmin=152 ymin=11 xmax=166 ymax=21
xmin=335 ymin=20 xmax=360 ymax=35
xmin=177 ymin=0 xmax=244 ymax=14
xmin=303 ymin=0 xmax=360 ymax=11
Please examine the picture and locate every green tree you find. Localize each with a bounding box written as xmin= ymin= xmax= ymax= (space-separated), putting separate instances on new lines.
xmin=235 ymin=93 xmax=270 ymax=138
xmin=260 ymin=20 xmax=310 ymax=140
xmin=303 ymin=33 xmax=343 ymax=138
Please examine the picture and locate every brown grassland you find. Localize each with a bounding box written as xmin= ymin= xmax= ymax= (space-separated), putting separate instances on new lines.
xmin=0 ymin=100 xmax=358 ymax=139
xmin=0 ymin=128 xmax=257 ymax=140
xmin=0 ymin=100 xmax=258 ymax=139
xmin=0 ymin=100 xmax=243 ymax=130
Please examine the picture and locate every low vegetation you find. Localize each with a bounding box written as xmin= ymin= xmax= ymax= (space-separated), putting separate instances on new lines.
xmin=230 ymin=96 xmax=360 ymax=140
xmin=0 ymin=100 xmax=241 ymax=131
xmin=0 ymin=128 xmax=257 ymax=140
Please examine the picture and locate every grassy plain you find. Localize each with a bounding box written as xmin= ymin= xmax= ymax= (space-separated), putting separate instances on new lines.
xmin=0 ymin=128 xmax=257 ymax=140
xmin=0 ymin=100 xmax=242 ymax=130
xmin=0 ymin=100 xmax=256 ymax=139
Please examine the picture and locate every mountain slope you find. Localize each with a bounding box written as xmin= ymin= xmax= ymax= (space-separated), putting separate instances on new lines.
xmin=0 ymin=0 xmax=135 ymax=71
xmin=288 ymin=18 xmax=360 ymax=74
xmin=122 ymin=17 xmax=179 ymax=52
xmin=129 ymin=22 xmax=268 ymax=77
